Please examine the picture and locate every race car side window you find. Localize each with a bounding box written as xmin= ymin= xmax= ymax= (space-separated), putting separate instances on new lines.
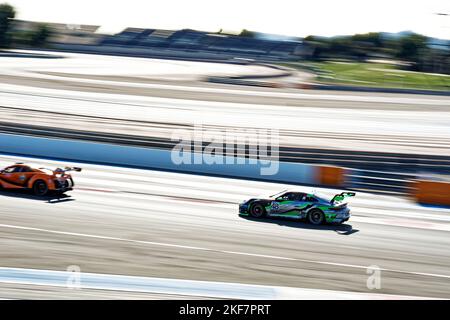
xmin=305 ymin=196 xmax=318 ymax=202
xmin=2 ymin=166 xmax=20 ymax=173
xmin=293 ymin=193 xmax=306 ymax=201
xmin=277 ymin=192 xmax=295 ymax=201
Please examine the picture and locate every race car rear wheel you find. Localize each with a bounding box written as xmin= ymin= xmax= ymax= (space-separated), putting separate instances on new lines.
xmin=308 ymin=209 xmax=325 ymax=225
xmin=249 ymin=203 xmax=266 ymax=218
xmin=33 ymin=180 xmax=48 ymax=196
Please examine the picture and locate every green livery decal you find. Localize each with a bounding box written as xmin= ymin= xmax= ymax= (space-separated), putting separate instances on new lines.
xmin=331 ymin=192 xmax=356 ymax=204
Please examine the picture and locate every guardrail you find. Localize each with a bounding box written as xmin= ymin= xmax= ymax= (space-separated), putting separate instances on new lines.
xmin=4 ymin=121 xmax=450 ymax=172
xmin=0 ymin=132 xmax=326 ymax=187
xmin=206 ymin=73 xmax=450 ymax=97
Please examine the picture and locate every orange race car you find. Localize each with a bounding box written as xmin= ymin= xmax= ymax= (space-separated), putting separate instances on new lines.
xmin=0 ymin=163 xmax=82 ymax=196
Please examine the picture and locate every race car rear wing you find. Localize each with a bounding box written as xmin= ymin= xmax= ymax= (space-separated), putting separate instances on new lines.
xmin=56 ymin=166 xmax=82 ymax=173
xmin=331 ymin=192 xmax=355 ymax=204
xmin=49 ymin=166 xmax=82 ymax=175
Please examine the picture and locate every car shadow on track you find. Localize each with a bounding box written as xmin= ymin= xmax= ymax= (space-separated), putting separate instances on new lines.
xmin=0 ymin=189 xmax=75 ymax=204
xmin=240 ymin=216 xmax=359 ymax=235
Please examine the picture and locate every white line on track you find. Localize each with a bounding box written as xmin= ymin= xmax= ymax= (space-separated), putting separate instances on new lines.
xmin=1 ymin=223 xmax=449 ymax=280
xmin=0 ymin=267 xmax=434 ymax=300
xmin=350 ymin=216 xmax=450 ymax=232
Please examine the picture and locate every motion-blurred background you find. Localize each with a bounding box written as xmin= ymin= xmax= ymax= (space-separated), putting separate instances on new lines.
xmin=0 ymin=1 xmax=449 ymax=299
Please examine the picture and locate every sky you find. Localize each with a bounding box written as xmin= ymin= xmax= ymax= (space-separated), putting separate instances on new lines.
xmin=5 ymin=0 xmax=450 ymax=39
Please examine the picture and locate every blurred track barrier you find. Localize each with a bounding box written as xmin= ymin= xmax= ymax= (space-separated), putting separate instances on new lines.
xmin=312 ymin=84 xmax=450 ymax=97
xmin=0 ymin=132 xmax=426 ymax=194
xmin=207 ymin=77 xmax=283 ymax=88
xmin=316 ymin=166 xmax=346 ymax=188
xmin=0 ymin=133 xmax=354 ymax=189
xmin=206 ymin=76 xmax=450 ymax=96
xmin=409 ymin=180 xmax=450 ymax=206
xmin=294 ymin=83 xmax=314 ymax=89
xmin=0 ymin=133 xmax=324 ymax=186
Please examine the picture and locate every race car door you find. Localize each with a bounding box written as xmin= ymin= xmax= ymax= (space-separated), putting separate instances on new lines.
xmin=269 ymin=192 xmax=307 ymax=217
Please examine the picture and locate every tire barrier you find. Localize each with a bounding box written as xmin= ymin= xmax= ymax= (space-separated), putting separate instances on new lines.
xmin=316 ymin=166 xmax=346 ymax=188
xmin=409 ymin=180 xmax=450 ymax=206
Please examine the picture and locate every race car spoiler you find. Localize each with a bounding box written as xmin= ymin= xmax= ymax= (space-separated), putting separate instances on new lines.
xmin=331 ymin=192 xmax=355 ymax=204
xmin=40 ymin=166 xmax=82 ymax=175
xmin=55 ymin=166 xmax=82 ymax=173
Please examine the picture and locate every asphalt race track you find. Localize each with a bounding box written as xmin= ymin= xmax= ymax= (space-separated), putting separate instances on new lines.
xmin=0 ymin=155 xmax=449 ymax=299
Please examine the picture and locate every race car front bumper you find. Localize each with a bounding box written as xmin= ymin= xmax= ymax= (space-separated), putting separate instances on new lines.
xmin=239 ymin=203 xmax=249 ymax=215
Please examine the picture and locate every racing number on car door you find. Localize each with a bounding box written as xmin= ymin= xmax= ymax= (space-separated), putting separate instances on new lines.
xmin=272 ymin=192 xmax=301 ymax=215
xmin=270 ymin=201 xmax=280 ymax=212
xmin=271 ymin=200 xmax=294 ymax=214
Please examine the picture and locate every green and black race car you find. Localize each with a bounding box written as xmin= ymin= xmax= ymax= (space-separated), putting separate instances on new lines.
xmin=239 ymin=190 xmax=355 ymax=225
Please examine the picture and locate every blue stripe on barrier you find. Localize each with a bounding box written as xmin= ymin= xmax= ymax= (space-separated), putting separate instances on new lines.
xmin=0 ymin=133 xmax=316 ymax=185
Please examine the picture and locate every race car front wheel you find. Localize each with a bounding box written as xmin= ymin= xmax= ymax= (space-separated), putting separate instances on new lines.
xmin=33 ymin=180 xmax=48 ymax=196
xmin=308 ymin=209 xmax=325 ymax=225
xmin=249 ymin=203 xmax=266 ymax=218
